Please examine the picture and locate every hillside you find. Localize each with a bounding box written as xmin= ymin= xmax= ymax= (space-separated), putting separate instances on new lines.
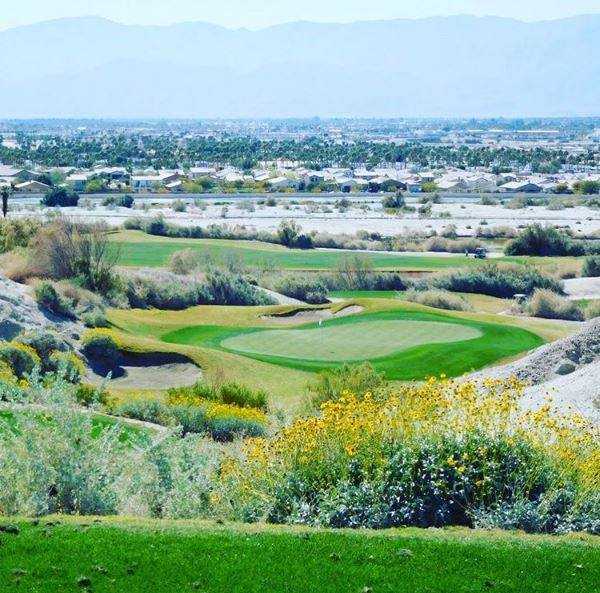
xmin=0 ymin=15 xmax=598 ymax=117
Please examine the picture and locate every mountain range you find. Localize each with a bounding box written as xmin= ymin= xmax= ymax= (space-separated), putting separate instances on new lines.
xmin=0 ymin=15 xmax=598 ymax=118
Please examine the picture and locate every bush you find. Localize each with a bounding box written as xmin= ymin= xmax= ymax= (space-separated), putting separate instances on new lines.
xmin=404 ymin=289 xmax=472 ymax=311
xmin=49 ymin=351 xmax=85 ymax=383
xmin=42 ymin=187 xmax=79 ymax=207
xmin=28 ymin=220 xmax=119 ymax=295
xmin=270 ymin=274 xmax=329 ymax=304
xmin=74 ymin=383 xmax=108 ymax=407
xmin=103 ymin=195 xmax=134 ymax=208
xmin=585 ymin=301 xmax=600 ymax=320
xmin=168 ymin=381 xmax=269 ymax=412
xmin=204 ymin=269 xmax=272 ymax=306
xmin=17 ymin=330 xmax=66 ymax=372
xmin=0 ymin=218 xmax=42 ymax=253
xmin=81 ymin=308 xmax=110 ymax=328
xmin=505 ymin=225 xmax=582 ymax=256
xmin=172 ymin=199 xmax=187 ymax=213
xmin=0 ymin=341 xmax=41 ymax=378
xmin=582 ymin=256 xmax=600 ymax=277
xmin=308 ymin=362 xmax=385 ymax=407
xmin=34 ymin=281 xmax=75 ymax=318
xmin=433 ymin=263 xmax=563 ymax=298
xmin=526 ymin=289 xmax=585 ymax=321
xmin=81 ymin=330 xmax=120 ymax=367
xmin=382 ymin=193 xmax=405 ymax=209
xmin=169 ymin=249 xmax=200 ymax=275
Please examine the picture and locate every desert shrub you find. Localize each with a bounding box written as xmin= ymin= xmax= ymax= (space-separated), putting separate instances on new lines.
xmin=81 ymin=307 xmax=110 ymax=328
xmin=28 ymin=219 xmax=119 ymax=294
xmin=269 ymin=274 xmax=329 ymax=304
xmin=143 ymin=215 xmax=169 ymax=236
xmin=0 ymin=360 xmax=17 ymax=385
xmin=172 ymin=199 xmax=187 ymax=213
xmin=404 ymin=289 xmax=472 ymax=311
xmin=115 ymin=398 xmax=174 ymax=425
xmin=0 ymin=218 xmax=42 ymax=253
xmin=476 ymin=225 xmax=516 ymax=239
xmin=227 ymin=378 xmax=599 ymax=532
xmin=17 ymin=330 xmax=67 ymax=373
xmin=433 ymin=263 xmax=563 ymax=298
xmin=585 ymin=301 xmax=600 ymax=320
xmin=526 ymin=289 xmax=585 ymax=321
xmin=0 ymin=341 xmax=41 ymax=378
xmin=102 ymin=194 xmax=134 ymax=208
xmin=308 ymin=362 xmax=385 ymax=407
xmin=382 ymin=193 xmax=405 ymax=209
xmin=81 ymin=330 xmax=120 ymax=367
xmin=123 ymin=217 xmax=144 ymax=230
xmin=168 ymin=381 xmax=268 ymax=412
xmin=204 ymin=269 xmax=273 ymax=306
xmin=42 ymin=187 xmax=79 ymax=207
xmin=505 ymin=225 xmax=583 ymax=256
xmin=74 ymin=383 xmax=108 ymax=407
xmin=123 ymin=272 xmax=212 ymax=310
xmin=49 ymin=351 xmax=86 ymax=383
xmin=116 ymin=396 xmax=267 ymax=441
xmin=582 ymin=256 xmax=600 ymax=277
xmin=277 ymin=220 xmax=313 ymax=249
xmin=33 ymin=281 xmax=75 ymax=318
xmin=169 ymin=249 xmax=200 ymax=275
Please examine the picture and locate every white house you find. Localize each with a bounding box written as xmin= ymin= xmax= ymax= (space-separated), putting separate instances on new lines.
xmin=268 ymin=177 xmax=297 ymax=190
xmin=14 ymin=180 xmax=51 ymax=193
xmin=131 ymin=175 xmax=163 ymax=192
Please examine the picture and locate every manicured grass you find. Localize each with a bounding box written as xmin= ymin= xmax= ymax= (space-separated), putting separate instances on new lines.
xmin=0 ymin=517 xmax=597 ymax=593
xmin=221 ymin=319 xmax=481 ymax=362
xmin=162 ymin=308 xmax=544 ymax=380
xmin=112 ymin=231 xmax=507 ymax=271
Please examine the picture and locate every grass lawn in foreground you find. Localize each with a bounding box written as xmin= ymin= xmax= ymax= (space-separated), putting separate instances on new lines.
xmin=162 ymin=308 xmax=544 ymax=380
xmin=0 ymin=518 xmax=597 ymax=593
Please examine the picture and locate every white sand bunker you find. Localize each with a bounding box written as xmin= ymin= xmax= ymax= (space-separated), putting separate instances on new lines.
xmin=262 ymin=305 xmax=364 ymax=325
xmin=87 ymin=352 xmax=201 ymax=390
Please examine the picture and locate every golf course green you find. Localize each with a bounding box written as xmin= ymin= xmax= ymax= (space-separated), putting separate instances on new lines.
xmin=162 ymin=308 xmax=544 ymax=380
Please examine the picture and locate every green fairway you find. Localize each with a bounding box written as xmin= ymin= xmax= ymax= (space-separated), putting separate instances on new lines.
xmin=0 ymin=518 xmax=597 ymax=593
xmin=221 ymin=319 xmax=481 ymax=362
xmin=163 ymin=308 xmax=544 ymax=380
xmin=112 ymin=231 xmax=502 ymax=271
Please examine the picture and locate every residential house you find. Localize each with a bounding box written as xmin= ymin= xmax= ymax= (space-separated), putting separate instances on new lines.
xmin=14 ymin=180 xmax=51 ymax=193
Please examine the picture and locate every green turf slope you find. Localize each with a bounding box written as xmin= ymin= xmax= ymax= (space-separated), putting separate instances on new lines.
xmin=0 ymin=518 xmax=597 ymax=593
xmin=163 ymin=309 xmax=544 ymax=380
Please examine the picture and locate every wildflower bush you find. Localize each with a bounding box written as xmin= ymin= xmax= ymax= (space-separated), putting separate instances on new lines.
xmin=220 ymin=378 xmax=599 ymax=533
xmin=0 ymin=341 xmax=41 ymax=379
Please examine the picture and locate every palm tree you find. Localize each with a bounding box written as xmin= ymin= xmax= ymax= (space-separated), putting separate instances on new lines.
xmin=0 ymin=185 xmax=11 ymax=218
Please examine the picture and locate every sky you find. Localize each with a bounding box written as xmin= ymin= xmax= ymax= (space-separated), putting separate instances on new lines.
xmin=0 ymin=0 xmax=599 ymax=30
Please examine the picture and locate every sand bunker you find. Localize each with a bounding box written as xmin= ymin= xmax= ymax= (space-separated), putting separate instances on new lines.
xmin=262 ymin=305 xmax=364 ymax=325
xmin=86 ymin=352 xmax=201 ymax=390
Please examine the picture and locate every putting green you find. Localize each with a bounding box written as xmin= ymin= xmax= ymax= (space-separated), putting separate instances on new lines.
xmin=221 ymin=320 xmax=481 ymax=362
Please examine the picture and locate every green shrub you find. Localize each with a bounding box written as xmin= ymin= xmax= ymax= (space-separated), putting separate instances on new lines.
xmin=382 ymin=193 xmax=405 ymax=209
xmin=103 ymin=195 xmax=134 ymax=208
xmin=81 ymin=308 xmax=110 ymax=328
xmin=169 ymin=249 xmax=201 ymax=275
xmin=218 ymin=382 xmax=268 ymax=411
xmin=526 ymin=289 xmax=584 ymax=321
xmin=0 ymin=218 xmax=42 ymax=253
xmin=0 ymin=342 xmax=41 ymax=378
xmin=17 ymin=330 xmax=66 ymax=371
xmin=505 ymin=225 xmax=583 ymax=256
xmin=404 ymin=289 xmax=472 ymax=311
xmin=42 ymin=187 xmax=79 ymax=207
xmin=81 ymin=331 xmax=120 ymax=367
xmin=433 ymin=263 xmax=562 ymax=298
xmin=270 ymin=274 xmax=329 ymax=304
xmin=582 ymin=256 xmax=600 ymax=277
xmin=585 ymin=301 xmax=600 ymax=320
xmin=34 ymin=281 xmax=75 ymax=318
xmin=308 ymin=362 xmax=385 ymax=407
xmin=49 ymin=351 xmax=86 ymax=383
xmin=204 ymin=269 xmax=272 ymax=306
xmin=172 ymin=199 xmax=187 ymax=212
xmin=74 ymin=383 xmax=108 ymax=407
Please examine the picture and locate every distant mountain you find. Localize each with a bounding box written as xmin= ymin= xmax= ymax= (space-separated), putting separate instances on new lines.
xmin=0 ymin=15 xmax=598 ymax=118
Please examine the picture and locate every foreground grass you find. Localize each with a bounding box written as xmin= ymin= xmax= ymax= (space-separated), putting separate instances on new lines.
xmin=0 ymin=517 xmax=597 ymax=593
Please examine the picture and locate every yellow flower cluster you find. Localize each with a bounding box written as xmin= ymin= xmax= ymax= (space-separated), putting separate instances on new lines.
xmin=230 ymin=377 xmax=598 ymax=499
xmin=205 ymin=401 xmax=267 ymax=424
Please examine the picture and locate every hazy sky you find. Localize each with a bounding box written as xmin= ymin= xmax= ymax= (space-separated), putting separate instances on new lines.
xmin=0 ymin=0 xmax=599 ymax=30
